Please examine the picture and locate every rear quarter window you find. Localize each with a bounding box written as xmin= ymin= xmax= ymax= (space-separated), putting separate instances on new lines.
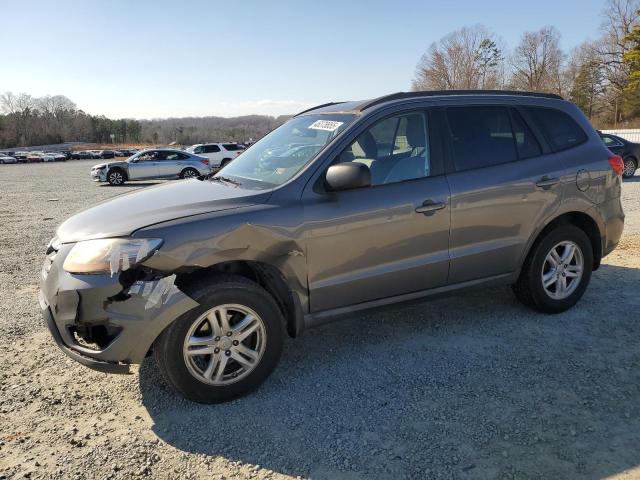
xmin=525 ymin=107 xmax=587 ymax=152
xmin=222 ymin=143 xmax=242 ymax=151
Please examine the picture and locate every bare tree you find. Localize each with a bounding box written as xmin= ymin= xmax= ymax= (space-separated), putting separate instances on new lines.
xmin=596 ymin=0 xmax=640 ymax=91
xmin=510 ymin=26 xmax=564 ymax=93
xmin=412 ymin=25 xmax=504 ymax=91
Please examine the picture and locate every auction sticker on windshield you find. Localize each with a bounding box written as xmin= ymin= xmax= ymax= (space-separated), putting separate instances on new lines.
xmin=308 ymin=120 xmax=344 ymax=132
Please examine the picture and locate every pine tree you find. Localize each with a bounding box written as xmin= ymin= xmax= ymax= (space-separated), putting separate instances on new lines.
xmin=622 ymin=16 xmax=640 ymax=118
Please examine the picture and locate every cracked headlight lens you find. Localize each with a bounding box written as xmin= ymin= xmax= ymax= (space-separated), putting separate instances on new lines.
xmin=63 ymin=238 xmax=163 ymax=275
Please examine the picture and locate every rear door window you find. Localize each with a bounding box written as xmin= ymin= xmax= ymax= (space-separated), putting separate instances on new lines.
xmin=446 ymin=106 xmax=517 ymax=171
xmin=204 ymin=145 xmax=221 ymax=153
xmin=601 ymin=135 xmax=624 ymax=147
xmin=525 ymin=107 xmax=587 ymax=151
xmin=164 ymin=152 xmax=188 ymax=161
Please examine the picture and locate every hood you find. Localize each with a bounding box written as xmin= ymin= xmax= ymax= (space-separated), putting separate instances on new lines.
xmin=93 ymin=161 xmax=126 ymax=169
xmin=56 ymin=179 xmax=271 ymax=243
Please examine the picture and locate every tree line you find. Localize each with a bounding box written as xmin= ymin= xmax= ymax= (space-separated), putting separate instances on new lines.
xmin=0 ymin=92 xmax=287 ymax=149
xmin=411 ymin=0 xmax=640 ymax=128
xmin=0 ymin=92 xmax=143 ymax=148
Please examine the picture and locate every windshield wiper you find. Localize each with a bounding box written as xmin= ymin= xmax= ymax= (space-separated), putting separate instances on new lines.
xmin=210 ymin=175 xmax=242 ymax=187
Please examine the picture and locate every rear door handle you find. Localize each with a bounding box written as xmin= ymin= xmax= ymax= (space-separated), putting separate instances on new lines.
xmin=415 ymin=200 xmax=446 ymax=215
xmin=536 ymin=176 xmax=560 ymax=189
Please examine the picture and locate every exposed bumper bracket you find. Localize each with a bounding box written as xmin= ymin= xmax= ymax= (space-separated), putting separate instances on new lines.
xmin=44 ymin=307 xmax=131 ymax=374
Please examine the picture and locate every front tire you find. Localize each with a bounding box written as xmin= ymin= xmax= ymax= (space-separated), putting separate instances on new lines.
xmin=107 ymin=168 xmax=126 ymax=185
xmin=623 ymin=157 xmax=637 ymax=178
xmin=513 ymin=224 xmax=593 ymax=314
xmin=154 ymin=275 xmax=285 ymax=403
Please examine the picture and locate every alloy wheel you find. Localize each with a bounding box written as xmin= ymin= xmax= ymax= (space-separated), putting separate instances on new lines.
xmin=623 ymin=159 xmax=636 ymax=177
xmin=109 ymin=171 xmax=123 ymax=185
xmin=541 ymin=240 xmax=584 ymax=300
xmin=183 ymin=304 xmax=267 ymax=385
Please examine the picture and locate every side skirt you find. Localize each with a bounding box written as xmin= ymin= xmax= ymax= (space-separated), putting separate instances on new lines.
xmin=303 ymin=272 xmax=518 ymax=329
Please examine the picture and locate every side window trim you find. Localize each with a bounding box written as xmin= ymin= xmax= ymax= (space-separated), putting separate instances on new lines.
xmin=514 ymin=106 xmax=553 ymax=155
xmin=507 ymin=107 xmax=543 ymax=161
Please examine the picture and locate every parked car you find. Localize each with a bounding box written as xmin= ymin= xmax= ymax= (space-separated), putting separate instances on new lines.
xmin=44 ymin=152 xmax=68 ymax=162
xmin=95 ymin=150 xmax=116 ymax=159
xmin=90 ymin=148 xmax=211 ymax=185
xmin=13 ymin=151 xmax=30 ymax=162
xmin=26 ymin=153 xmax=45 ymax=163
xmin=185 ymin=143 xmax=245 ymax=169
xmin=0 ymin=154 xmax=17 ymax=164
xmin=41 ymin=90 xmax=624 ymax=403
xmin=71 ymin=151 xmax=100 ymax=160
xmin=598 ymin=132 xmax=640 ymax=178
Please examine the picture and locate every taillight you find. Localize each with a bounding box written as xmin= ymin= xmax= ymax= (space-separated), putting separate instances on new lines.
xmin=200 ymin=159 xmax=209 ymax=165
xmin=608 ymin=155 xmax=624 ymax=176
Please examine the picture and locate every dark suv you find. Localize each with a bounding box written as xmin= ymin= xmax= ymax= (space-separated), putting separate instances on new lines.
xmin=40 ymin=91 xmax=625 ymax=403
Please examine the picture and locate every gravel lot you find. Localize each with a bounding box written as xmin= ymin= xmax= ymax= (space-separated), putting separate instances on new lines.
xmin=1 ymin=161 xmax=640 ymax=480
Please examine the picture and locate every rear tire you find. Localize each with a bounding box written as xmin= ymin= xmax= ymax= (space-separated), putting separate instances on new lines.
xmin=180 ymin=167 xmax=199 ymax=179
xmin=154 ymin=275 xmax=285 ymax=403
xmin=512 ymin=224 xmax=593 ymax=314
xmin=107 ymin=168 xmax=126 ymax=185
xmin=623 ymin=157 xmax=637 ymax=178
xmin=220 ymin=158 xmax=232 ymax=168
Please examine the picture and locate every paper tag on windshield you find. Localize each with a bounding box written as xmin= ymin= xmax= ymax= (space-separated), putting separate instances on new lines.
xmin=308 ymin=120 xmax=343 ymax=132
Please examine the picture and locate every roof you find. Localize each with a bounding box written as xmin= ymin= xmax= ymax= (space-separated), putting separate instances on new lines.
xmin=295 ymin=90 xmax=564 ymax=117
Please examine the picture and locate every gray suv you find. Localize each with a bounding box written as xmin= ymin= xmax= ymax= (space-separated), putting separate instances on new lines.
xmin=40 ymin=91 xmax=625 ymax=403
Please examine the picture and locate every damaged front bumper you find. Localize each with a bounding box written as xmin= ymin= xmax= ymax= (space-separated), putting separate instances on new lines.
xmin=91 ymin=168 xmax=107 ymax=182
xmin=39 ymin=241 xmax=199 ymax=374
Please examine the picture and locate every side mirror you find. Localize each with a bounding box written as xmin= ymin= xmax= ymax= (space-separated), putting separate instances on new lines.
xmin=325 ymin=163 xmax=371 ymax=191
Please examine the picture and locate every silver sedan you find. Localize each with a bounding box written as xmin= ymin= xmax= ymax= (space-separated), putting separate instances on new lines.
xmin=90 ymin=148 xmax=212 ymax=185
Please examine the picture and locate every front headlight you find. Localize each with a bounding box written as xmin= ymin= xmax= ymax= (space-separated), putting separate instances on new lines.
xmin=63 ymin=238 xmax=163 ymax=275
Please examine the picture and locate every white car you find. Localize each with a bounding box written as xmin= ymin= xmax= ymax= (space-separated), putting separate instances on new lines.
xmin=185 ymin=143 xmax=245 ymax=168
xmin=0 ymin=154 xmax=17 ymax=164
xmin=32 ymin=151 xmax=56 ymax=162
xmin=44 ymin=152 xmax=68 ymax=161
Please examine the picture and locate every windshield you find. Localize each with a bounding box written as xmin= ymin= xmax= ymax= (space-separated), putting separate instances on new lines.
xmin=215 ymin=114 xmax=355 ymax=188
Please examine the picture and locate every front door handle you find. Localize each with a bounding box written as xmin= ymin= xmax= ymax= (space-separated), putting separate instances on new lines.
xmin=415 ymin=200 xmax=446 ymax=215
xmin=536 ymin=176 xmax=560 ymax=189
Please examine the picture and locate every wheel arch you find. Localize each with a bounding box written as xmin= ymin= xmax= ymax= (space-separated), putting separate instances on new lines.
xmin=107 ymin=165 xmax=128 ymax=180
xmin=174 ymin=260 xmax=305 ymax=339
xmin=522 ymin=211 xmax=603 ymax=272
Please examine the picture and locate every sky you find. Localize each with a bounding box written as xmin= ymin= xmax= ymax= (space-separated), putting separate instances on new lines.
xmin=0 ymin=0 xmax=607 ymax=119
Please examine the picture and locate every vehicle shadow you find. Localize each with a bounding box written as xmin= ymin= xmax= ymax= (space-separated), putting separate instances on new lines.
xmin=98 ymin=182 xmax=164 ymax=188
xmin=139 ymin=263 xmax=640 ymax=479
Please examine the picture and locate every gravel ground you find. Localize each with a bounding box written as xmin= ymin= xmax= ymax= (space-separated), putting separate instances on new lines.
xmin=1 ymin=161 xmax=640 ymax=480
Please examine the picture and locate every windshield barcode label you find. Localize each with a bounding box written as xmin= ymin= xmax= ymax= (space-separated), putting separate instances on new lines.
xmin=308 ymin=120 xmax=344 ymax=132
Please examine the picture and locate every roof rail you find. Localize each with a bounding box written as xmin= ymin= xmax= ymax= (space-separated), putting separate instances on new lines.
xmin=358 ymin=90 xmax=563 ymax=111
xmin=294 ymin=102 xmax=346 ymax=116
